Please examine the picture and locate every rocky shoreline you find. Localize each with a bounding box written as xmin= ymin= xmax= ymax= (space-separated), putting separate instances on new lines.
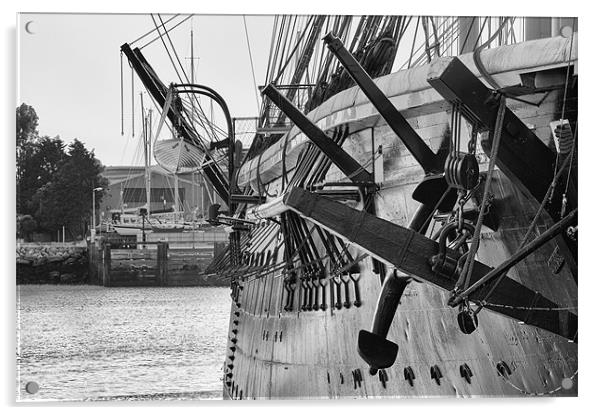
xmin=17 ymin=244 xmax=89 ymax=284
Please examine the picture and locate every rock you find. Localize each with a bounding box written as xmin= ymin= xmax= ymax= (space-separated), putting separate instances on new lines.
xmin=59 ymin=273 xmax=77 ymax=283
xmin=32 ymin=257 xmax=47 ymax=267
xmin=47 ymin=255 xmax=63 ymax=263
xmin=49 ymin=271 xmax=61 ymax=283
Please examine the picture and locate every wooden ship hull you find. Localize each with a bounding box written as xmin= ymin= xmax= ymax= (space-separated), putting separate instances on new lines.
xmin=218 ymin=36 xmax=578 ymax=398
xmin=121 ymin=16 xmax=578 ymax=399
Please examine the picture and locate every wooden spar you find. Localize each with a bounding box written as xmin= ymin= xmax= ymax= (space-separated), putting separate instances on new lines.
xmin=450 ymin=208 xmax=577 ymax=306
xmin=273 ymin=187 xmax=577 ymax=341
xmin=427 ymin=56 xmax=556 ymax=203
xmin=323 ymin=33 xmax=441 ymax=174
xmin=120 ymin=44 xmax=230 ymax=204
xmin=323 ymin=32 xmax=449 ymax=231
xmin=261 ymin=84 xmax=373 ymax=184
xmin=427 ymin=56 xmax=577 ymax=277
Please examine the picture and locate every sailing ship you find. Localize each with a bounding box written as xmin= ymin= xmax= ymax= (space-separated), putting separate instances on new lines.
xmin=121 ymin=15 xmax=577 ymax=398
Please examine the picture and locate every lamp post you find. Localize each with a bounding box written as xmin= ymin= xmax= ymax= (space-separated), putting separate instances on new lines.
xmin=91 ymin=187 xmax=103 ymax=240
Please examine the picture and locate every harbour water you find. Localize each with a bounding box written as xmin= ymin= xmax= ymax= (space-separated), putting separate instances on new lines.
xmin=16 ymin=285 xmax=230 ymax=401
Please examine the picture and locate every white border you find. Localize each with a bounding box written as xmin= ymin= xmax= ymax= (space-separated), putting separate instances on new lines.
xmin=3 ymin=1 xmax=598 ymax=414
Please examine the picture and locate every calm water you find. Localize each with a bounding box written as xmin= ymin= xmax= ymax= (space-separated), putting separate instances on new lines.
xmin=16 ymin=285 xmax=231 ymax=401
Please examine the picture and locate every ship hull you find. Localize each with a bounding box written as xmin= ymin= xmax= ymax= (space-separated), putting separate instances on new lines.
xmin=220 ymin=36 xmax=577 ymax=399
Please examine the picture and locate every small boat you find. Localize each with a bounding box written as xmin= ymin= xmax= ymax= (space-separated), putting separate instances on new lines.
xmin=151 ymin=222 xmax=186 ymax=233
xmin=110 ymin=212 xmax=154 ymax=236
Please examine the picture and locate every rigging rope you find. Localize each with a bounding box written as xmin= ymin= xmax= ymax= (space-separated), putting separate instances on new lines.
xmin=551 ymin=18 xmax=577 ymax=201
xmin=153 ymin=14 xmax=216 ymax=142
xmin=149 ymin=14 xmax=228 ymax=180
xmin=242 ymin=15 xmax=262 ymax=116
xmin=472 ymin=17 xmax=512 ymax=90
xmin=472 ymin=142 xmax=575 ymax=314
xmin=140 ymin=15 xmax=193 ymax=49
xmin=120 ymin=52 xmax=124 ymax=136
xmin=130 ymin=14 xmax=179 ymax=45
xmin=131 ymin=65 xmax=135 ymax=137
xmin=456 ymin=95 xmax=506 ymax=293
xmin=563 ymin=122 xmax=577 ymax=197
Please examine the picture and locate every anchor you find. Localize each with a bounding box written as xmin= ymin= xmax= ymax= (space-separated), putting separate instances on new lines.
xmin=357 ymin=270 xmax=411 ymax=375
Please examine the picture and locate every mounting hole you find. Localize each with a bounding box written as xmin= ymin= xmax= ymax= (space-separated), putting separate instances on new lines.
xmin=561 ymin=378 xmax=574 ymax=390
xmin=560 ymin=25 xmax=573 ymax=38
xmin=25 ymin=381 xmax=39 ymax=394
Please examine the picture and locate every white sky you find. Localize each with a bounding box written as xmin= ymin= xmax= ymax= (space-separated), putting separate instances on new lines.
xmin=18 ymin=13 xmax=274 ymax=166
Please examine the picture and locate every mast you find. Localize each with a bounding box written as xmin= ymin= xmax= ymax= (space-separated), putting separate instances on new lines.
xmin=187 ymin=21 xmax=207 ymax=217
xmin=141 ymin=92 xmax=151 ymax=214
xmin=147 ymin=109 xmax=153 ymax=214
xmin=121 ymin=43 xmax=230 ymax=204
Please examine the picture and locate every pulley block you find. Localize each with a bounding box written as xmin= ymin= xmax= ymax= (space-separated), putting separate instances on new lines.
xmin=444 ymin=152 xmax=480 ymax=191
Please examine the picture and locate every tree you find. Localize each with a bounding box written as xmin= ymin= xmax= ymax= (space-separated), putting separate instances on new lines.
xmin=17 ymin=136 xmax=65 ymax=215
xmin=17 ymin=215 xmax=37 ymax=241
xmin=16 ymin=103 xmax=38 ymax=147
xmin=35 ymin=140 xmax=108 ymax=238
xmin=16 ymin=103 xmax=109 ymax=240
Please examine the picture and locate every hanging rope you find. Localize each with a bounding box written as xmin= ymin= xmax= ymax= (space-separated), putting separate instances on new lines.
xmin=455 ymin=95 xmax=506 ymax=293
xmin=131 ymin=65 xmax=135 ymax=137
xmin=472 ymin=17 xmax=512 ymax=90
xmin=120 ymin=52 xmax=124 ymax=136
xmin=551 ymin=19 xmax=577 ymax=201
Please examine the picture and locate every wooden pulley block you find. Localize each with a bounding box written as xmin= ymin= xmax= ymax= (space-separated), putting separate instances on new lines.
xmin=444 ymin=152 xmax=480 ymax=191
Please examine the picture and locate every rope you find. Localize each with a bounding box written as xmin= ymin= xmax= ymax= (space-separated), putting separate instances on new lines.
xmin=458 ymin=17 xmax=477 ymax=54
xmin=472 ymin=150 xmax=574 ymax=314
xmin=149 ymin=15 xmax=227 ymax=179
xmin=153 ymin=14 xmax=222 ymax=146
xmin=242 ymin=16 xmax=262 ymax=116
xmin=471 ymin=319 xmax=578 ymax=396
xmin=455 ymin=95 xmax=506 ymax=292
xmin=120 ymin=52 xmax=124 ymax=136
xmin=472 ymin=17 xmax=512 ymax=90
xmin=551 ymin=18 xmax=577 ymax=197
xmin=563 ymin=122 xmax=578 ymax=196
xmin=131 ymin=66 xmax=135 ymax=137
xmin=130 ymin=14 xmax=179 ymax=45
xmin=140 ymin=15 xmax=193 ymax=49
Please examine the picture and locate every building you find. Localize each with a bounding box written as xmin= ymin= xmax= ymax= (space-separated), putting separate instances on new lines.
xmin=99 ymin=165 xmax=227 ymax=222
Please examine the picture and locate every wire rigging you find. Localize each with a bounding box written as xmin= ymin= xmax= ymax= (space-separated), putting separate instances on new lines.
xmin=242 ymin=15 xmax=262 ymax=116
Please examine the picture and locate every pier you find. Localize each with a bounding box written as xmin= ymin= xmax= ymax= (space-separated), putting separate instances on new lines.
xmin=88 ymin=238 xmax=228 ymax=287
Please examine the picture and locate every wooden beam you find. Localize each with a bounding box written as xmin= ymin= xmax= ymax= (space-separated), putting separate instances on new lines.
xmin=427 ymin=56 xmax=577 ymax=278
xmin=324 ymin=33 xmax=441 ymax=174
xmin=262 ymin=84 xmax=373 ymax=184
xmin=282 ymin=187 xmax=577 ymax=342
xmin=427 ymin=57 xmax=557 ymax=203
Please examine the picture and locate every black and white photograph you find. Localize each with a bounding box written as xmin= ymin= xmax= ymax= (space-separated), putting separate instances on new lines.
xmin=9 ymin=1 xmax=585 ymax=405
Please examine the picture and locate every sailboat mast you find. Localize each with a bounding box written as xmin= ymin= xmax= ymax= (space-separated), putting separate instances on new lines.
xmin=147 ymin=109 xmax=153 ymax=214
xmin=141 ymin=92 xmax=151 ymax=214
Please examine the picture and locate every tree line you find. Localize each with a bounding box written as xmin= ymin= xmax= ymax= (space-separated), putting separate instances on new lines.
xmin=17 ymin=103 xmax=108 ymax=241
